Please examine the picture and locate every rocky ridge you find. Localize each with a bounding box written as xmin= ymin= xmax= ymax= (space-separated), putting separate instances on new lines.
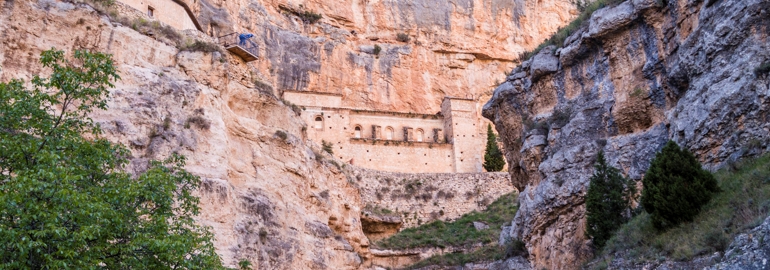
xmin=483 ymin=0 xmax=770 ymax=268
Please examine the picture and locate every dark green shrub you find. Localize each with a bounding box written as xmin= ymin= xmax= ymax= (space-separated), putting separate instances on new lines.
xmin=275 ymin=130 xmax=288 ymax=141
xmin=373 ymin=44 xmax=382 ymax=55
xmin=186 ymin=115 xmax=211 ymax=130
xmin=396 ymin=33 xmax=410 ymax=43
xmin=754 ymin=62 xmax=770 ymax=76
xmin=505 ymin=238 xmax=528 ymax=257
xmin=483 ymin=124 xmax=505 ymax=172
xmin=179 ymin=40 xmax=222 ymax=53
xmin=322 ymin=140 xmax=334 ymax=155
xmin=299 ymin=11 xmax=322 ymax=24
xmin=642 ymin=141 xmax=720 ymax=230
xmin=238 ymin=259 xmax=252 ymax=270
xmin=585 ymin=151 xmax=636 ymax=248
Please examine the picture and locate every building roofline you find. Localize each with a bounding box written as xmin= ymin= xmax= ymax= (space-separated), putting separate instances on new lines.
xmin=283 ymin=90 xmax=343 ymax=97
xmin=349 ymin=109 xmax=443 ymax=119
xmin=303 ymin=106 xmax=444 ymax=119
xmin=443 ymin=96 xmax=476 ymax=101
xmin=171 ymin=0 xmax=203 ymax=32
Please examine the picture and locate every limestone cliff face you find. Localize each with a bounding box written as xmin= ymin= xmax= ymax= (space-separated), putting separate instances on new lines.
xmin=483 ymin=0 xmax=770 ymax=268
xmin=188 ymin=0 xmax=578 ymax=114
xmin=1 ymin=2 xmax=368 ymax=269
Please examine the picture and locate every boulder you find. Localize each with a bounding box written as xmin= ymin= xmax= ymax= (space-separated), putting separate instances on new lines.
xmin=473 ymin=221 xmax=490 ymax=231
xmin=529 ymin=46 xmax=559 ymax=81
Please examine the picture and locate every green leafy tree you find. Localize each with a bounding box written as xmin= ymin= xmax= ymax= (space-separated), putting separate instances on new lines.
xmin=483 ymin=124 xmax=505 ymax=172
xmin=642 ymin=141 xmax=720 ymax=230
xmin=0 ymin=49 xmax=224 ymax=269
xmin=585 ymin=151 xmax=635 ymax=248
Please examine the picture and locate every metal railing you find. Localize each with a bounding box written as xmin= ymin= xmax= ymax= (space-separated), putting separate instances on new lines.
xmin=218 ymin=33 xmax=259 ymax=58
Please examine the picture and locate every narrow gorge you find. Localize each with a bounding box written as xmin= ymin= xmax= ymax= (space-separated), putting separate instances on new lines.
xmin=0 ymin=0 xmax=768 ymax=268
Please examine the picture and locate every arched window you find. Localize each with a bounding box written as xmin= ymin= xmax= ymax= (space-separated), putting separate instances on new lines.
xmin=386 ymin=127 xmax=394 ymax=140
xmin=314 ymin=116 xmax=323 ymax=130
xmin=416 ymin=129 xmax=424 ymax=142
xmin=354 ymin=126 xmax=362 ymax=138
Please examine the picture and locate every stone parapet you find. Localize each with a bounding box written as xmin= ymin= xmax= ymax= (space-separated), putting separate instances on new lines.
xmin=352 ymin=168 xmax=515 ymax=229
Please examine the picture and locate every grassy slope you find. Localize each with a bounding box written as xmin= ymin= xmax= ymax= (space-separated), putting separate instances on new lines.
xmin=373 ymin=193 xmax=518 ymax=268
xmin=593 ymin=154 xmax=770 ymax=266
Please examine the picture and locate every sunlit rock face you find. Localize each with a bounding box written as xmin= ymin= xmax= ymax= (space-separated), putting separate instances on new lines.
xmin=188 ymin=0 xmax=578 ymax=114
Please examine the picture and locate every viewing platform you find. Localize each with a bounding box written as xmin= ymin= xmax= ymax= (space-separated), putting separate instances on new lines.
xmin=219 ymin=33 xmax=259 ymax=62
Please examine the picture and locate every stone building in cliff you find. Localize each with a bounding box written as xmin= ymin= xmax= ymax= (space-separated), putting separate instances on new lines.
xmin=284 ymin=91 xmax=486 ymax=173
xmin=117 ymin=0 xmax=202 ymax=31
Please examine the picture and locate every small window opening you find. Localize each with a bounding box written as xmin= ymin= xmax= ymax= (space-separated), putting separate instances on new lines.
xmin=416 ymin=129 xmax=424 ymax=142
xmin=354 ymin=126 xmax=362 ymax=138
xmin=147 ymin=6 xmax=154 ymax=17
xmin=314 ymin=116 xmax=323 ymax=130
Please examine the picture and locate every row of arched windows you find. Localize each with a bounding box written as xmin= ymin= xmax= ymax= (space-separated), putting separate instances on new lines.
xmin=314 ymin=115 xmax=427 ymax=142
xmin=354 ymin=126 xmax=424 ymax=142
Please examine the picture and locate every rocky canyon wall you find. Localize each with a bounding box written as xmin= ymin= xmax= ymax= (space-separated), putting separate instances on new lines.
xmin=483 ymin=0 xmax=770 ymax=268
xmin=0 ymin=0 xmax=593 ymax=268
xmin=186 ymin=0 xmax=578 ymax=115
xmin=1 ymin=1 xmax=369 ymax=268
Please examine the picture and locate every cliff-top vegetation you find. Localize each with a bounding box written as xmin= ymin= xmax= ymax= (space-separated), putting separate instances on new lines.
xmin=519 ymin=0 xmax=666 ymax=61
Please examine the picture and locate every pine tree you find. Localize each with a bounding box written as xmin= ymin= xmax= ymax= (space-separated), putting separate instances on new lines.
xmin=642 ymin=141 xmax=720 ymax=230
xmin=585 ymin=151 xmax=633 ymax=248
xmin=483 ymin=124 xmax=505 ymax=172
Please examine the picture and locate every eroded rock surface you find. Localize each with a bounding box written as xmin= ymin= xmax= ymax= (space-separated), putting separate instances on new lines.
xmin=0 ymin=2 xmax=368 ymax=269
xmin=483 ymin=0 xmax=770 ymax=268
xmin=184 ymin=0 xmax=579 ymax=115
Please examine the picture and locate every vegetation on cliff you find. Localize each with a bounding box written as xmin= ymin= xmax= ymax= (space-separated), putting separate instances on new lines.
xmin=375 ymin=193 xmax=518 ymax=267
xmin=585 ymin=151 xmax=637 ymax=249
xmin=520 ymin=0 xmax=666 ymax=60
xmin=0 ymin=49 xmax=223 ymax=268
xmin=642 ymin=141 xmax=720 ymax=230
xmin=483 ymin=124 xmax=505 ymax=172
xmin=592 ymin=152 xmax=770 ymax=265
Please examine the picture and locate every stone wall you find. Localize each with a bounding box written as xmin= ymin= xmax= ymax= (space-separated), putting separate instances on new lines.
xmin=119 ymin=0 xmax=198 ymax=30
xmin=287 ymin=91 xmax=490 ymax=173
xmin=443 ymin=97 xmax=485 ymax=172
xmin=352 ymin=168 xmax=514 ymax=229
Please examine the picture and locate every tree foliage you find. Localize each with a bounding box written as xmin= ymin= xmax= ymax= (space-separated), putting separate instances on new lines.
xmin=641 ymin=141 xmax=720 ymax=230
xmin=0 ymin=49 xmax=224 ymax=269
xmin=322 ymin=140 xmax=334 ymax=155
xmin=483 ymin=124 xmax=505 ymax=172
xmin=585 ymin=151 xmax=636 ymax=248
